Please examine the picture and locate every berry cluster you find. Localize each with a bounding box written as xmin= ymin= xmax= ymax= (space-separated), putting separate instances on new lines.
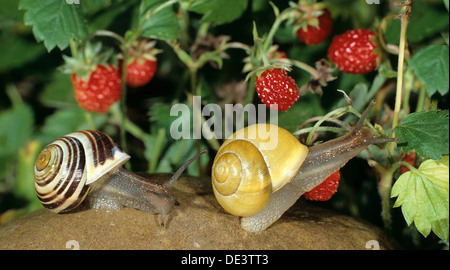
xmin=254 ymin=5 xmax=380 ymax=113
xmin=63 ymin=40 xmax=158 ymax=114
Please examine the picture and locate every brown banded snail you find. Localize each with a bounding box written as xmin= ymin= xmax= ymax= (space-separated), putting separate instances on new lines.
xmin=212 ymin=101 xmax=397 ymax=233
xmin=34 ymin=130 xmax=206 ymax=226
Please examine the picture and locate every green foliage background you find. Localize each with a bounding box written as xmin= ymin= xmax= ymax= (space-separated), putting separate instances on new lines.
xmin=0 ymin=0 xmax=448 ymax=249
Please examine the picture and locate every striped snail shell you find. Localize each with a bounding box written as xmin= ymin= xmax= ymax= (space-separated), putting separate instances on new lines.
xmin=34 ymin=130 xmax=130 ymax=213
xmin=34 ymin=129 xmax=206 ymax=226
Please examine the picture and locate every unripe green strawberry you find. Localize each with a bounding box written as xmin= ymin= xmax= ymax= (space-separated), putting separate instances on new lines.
xmin=255 ymin=68 xmax=299 ymax=112
xmin=327 ymin=29 xmax=379 ymax=74
xmin=304 ymin=171 xmax=340 ymax=201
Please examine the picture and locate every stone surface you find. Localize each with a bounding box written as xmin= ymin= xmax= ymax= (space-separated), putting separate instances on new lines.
xmin=0 ymin=175 xmax=397 ymax=250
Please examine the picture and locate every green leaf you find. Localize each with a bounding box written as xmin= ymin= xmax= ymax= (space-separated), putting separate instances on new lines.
xmin=0 ymin=33 xmax=46 ymax=72
xmin=190 ymin=0 xmax=248 ymax=25
xmin=15 ymin=140 xmax=43 ymax=210
xmin=0 ymin=104 xmax=34 ymax=158
xmin=409 ymin=45 xmax=449 ymax=96
xmin=391 ymin=156 xmax=449 ymax=241
xmin=19 ymin=0 xmax=88 ymax=51
xmin=139 ymin=0 xmax=179 ymax=40
xmin=407 ymin=6 xmax=449 ymax=43
xmin=39 ymin=71 xmax=77 ymax=108
xmin=395 ymin=110 xmax=449 ymax=160
xmin=277 ymin=93 xmax=325 ymax=133
xmin=36 ymin=109 xmax=107 ymax=146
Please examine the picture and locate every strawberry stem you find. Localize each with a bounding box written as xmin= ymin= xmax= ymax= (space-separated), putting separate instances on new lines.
xmin=390 ymin=1 xmax=412 ymax=152
xmin=305 ymin=106 xmax=349 ymax=145
xmin=367 ymin=159 xmax=395 ymax=229
xmin=84 ymin=111 xmax=95 ymax=130
xmin=119 ymin=48 xmax=129 ymax=159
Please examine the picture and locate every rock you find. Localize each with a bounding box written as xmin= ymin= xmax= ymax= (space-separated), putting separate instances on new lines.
xmin=0 ymin=175 xmax=396 ymax=250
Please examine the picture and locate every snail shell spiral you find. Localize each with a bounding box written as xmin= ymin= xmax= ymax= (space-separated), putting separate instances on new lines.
xmin=212 ymin=124 xmax=308 ymax=217
xmin=34 ymin=130 xmax=130 ymax=213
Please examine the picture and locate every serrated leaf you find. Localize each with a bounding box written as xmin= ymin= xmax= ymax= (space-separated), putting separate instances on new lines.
xmin=395 ymin=110 xmax=449 ymax=160
xmin=391 ymin=156 xmax=449 ymax=240
xmin=409 ymin=45 xmax=449 ymax=96
xmin=19 ymin=0 xmax=88 ymax=51
xmin=139 ymin=0 xmax=179 ymax=40
xmin=190 ymin=0 xmax=248 ymax=25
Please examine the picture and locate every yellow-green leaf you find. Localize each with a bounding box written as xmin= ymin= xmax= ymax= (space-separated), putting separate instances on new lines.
xmin=391 ymin=156 xmax=449 ymax=241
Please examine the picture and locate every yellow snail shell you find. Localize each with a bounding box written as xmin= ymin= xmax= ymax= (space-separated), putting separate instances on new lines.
xmin=212 ymin=124 xmax=308 ymax=217
xmin=34 ymin=130 xmax=130 ymax=213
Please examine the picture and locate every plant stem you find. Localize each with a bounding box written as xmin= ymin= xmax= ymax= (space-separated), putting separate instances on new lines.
xmin=416 ymin=84 xmax=427 ymax=112
xmin=148 ymin=128 xmax=166 ymax=173
xmin=305 ymin=106 xmax=349 ymax=145
xmin=84 ymin=111 xmax=95 ymax=130
xmin=93 ymin=30 xmax=127 ymax=45
xmin=367 ymin=160 xmax=395 ymax=229
xmin=289 ymin=59 xmax=320 ymax=79
xmin=120 ymin=48 xmax=129 ymax=157
xmin=245 ymin=76 xmax=256 ymax=105
xmin=110 ymin=103 xmax=150 ymax=143
xmin=391 ymin=2 xmax=411 ymax=152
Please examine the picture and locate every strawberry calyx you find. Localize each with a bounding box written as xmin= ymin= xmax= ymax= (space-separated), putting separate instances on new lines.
xmin=60 ymin=42 xmax=116 ymax=82
xmin=119 ymin=39 xmax=160 ymax=87
xmin=120 ymin=39 xmax=160 ymax=66
xmin=295 ymin=0 xmax=328 ymax=31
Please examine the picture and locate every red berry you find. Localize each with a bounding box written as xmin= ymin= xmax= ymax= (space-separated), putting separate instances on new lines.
xmin=255 ymin=68 xmax=299 ymax=112
xmin=400 ymin=152 xmax=416 ymax=174
xmin=125 ymin=58 xmax=157 ymax=87
xmin=71 ymin=65 xmax=122 ymax=113
xmin=327 ymin=29 xmax=379 ymax=74
xmin=304 ymin=171 xmax=340 ymax=201
xmin=296 ymin=9 xmax=333 ymax=45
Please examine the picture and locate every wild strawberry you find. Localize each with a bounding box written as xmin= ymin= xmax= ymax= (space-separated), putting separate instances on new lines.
xmin=400 ymin=152 xmax=416 ymax=174
xmin=121 ymin=39 xmax=159 ymax=87
xmin=296 ymin=9 xmax=333 ymax=45
xmin=71 ymin=65 xmax=122 ymax=113
xmin=304 ymin=171 xmax=340 ymax=201
xmin=255 ymin=68 xmax=299 ymax=112
xmin=125 ymin=58 xmax=157 ymax=87
xmin=327 ymin=29 xmax=379 ymax=74
xmin=61 ymin=42 xmax=122 ymax=114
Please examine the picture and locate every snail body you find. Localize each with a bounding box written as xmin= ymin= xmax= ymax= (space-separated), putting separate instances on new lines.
xmin=212 ymin=101 xmax=397 ymax=232
xmin=34 ymin=130 xmax=205 ymax=225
